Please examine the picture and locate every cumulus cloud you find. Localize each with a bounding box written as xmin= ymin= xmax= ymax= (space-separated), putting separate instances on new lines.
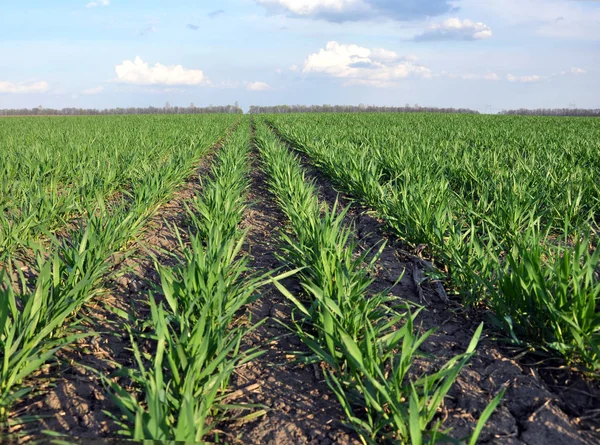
xmin=115 ymin=57 xmax=209 ymax=86
xmin=507 ymin=74 xmax=542 ymax=83
xmin=570 ymin=67 xmax=586 ymax=75
xmin=0 ymin=81 xmax=49 ymax=94
xmin=414 ymin=18 xmax=492 ymax=41
xmin=81 ymin=86 xmax=104 ymax=95
xmin=245 ymin=81 xmax=271 ymax=91
xmin=86 ymin=0 xmax=110 ymax=8
xmin=302 ymin=41 xmax=430 ymax=87
xmin=255 ymin=0 xmax=454 ymax=22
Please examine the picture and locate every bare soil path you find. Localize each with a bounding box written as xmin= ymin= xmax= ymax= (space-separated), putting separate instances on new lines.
xmin=222 ymin=131 xmax=361 ymax=445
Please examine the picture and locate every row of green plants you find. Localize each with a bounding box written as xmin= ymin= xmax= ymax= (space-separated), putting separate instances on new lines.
xmin=0 ymin=114 xmax=238 ymax=261
xmin=0 ymin=116 xmax=239 ymax=432
xmin=102 ymin=121 xmax=277 ymax=441
xmin=254 ymin=119 xmax=502 ymax=444
xmin=267 ymin=113 xmax=600 ymax=371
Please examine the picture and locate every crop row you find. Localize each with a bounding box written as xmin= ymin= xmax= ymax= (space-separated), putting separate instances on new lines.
xmin=254 ymin=119 xmax=502 ymax=444
xmin=0 ymin=114 xmax=237 ymax=261
xmin=102 ymin=121 xmax=272 ymax=441
xmin=0 ymin=115 xmax=239 ymax=433
xmin=266 ymin=113 xmax=600 ymax=371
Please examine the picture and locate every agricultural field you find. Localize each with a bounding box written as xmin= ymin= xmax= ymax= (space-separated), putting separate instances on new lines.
xmin=0 ymin=113 xmax=599 ymax=444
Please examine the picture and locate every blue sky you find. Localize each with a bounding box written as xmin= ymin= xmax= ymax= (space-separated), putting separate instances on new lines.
xmin=1 ymin=0 xmax=598 ymax=112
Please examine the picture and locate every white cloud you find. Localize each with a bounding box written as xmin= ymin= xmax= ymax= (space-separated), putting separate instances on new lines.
xmin=507 ymin=74 xmax=542 ymax=83
xmin=570 ymin=67 xmax=586 ymax=75
xmin=245 ymin=81 xmax=271 ymax=91
xmin=415 ymin=18 xmax=492 ymax=41
xmin=0 ymin=81 xmax=49 ymax=94
xmin=115 ymin=57 xmax=209 ymax=86
xmin=302 ymin=41 xmax=431 ymax=87
xmin=81 ymin=86 xmax=104 ymax=95
xmin=86 ymin=0 xmax=110 ymax=8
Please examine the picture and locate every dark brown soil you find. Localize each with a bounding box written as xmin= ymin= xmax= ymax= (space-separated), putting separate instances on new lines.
xmin=220 ymin=138 xmax=360 ymax=444
xmin=268 ymin=124 xmax=600 ymax=445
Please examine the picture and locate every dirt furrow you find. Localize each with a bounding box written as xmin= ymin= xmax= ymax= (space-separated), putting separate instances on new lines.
xmin=13 ymin=141 xmax=223 ymax=441
xmin=222 ymin=141 xmax=360 ymax=444
xmin=267 ymin=124 xmax=600 ymax=445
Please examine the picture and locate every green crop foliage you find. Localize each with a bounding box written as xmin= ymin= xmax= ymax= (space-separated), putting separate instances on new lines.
xmin=104 ymin=121 xmax=273 ymax=441
xmin=0 ymin=114 xmax=238 ymax=430
xmin=0 ymin=114 xmax=238 ymax=262
xmin=266 ymin=112 xmax=600 ymax=371
xmin=254 ymin=120 xmax=499 ymax=444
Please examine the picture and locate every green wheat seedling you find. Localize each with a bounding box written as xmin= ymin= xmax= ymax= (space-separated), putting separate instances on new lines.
xmin=104 ymin=120 xmax=272 ymax=441
xmin=0 ymin=253 xmax=97 ymax=426
xmin=0 ymin=114 xmax=238 ymax=260
xmin=255 ymin=119 xmax=499 ymax=444
xmin=266 ymin=112 xmax=600 ymax=371
xmin=0 ymin=115 xmax=241 ymax=431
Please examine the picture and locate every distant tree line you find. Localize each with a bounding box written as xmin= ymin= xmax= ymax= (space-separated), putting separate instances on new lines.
xmin=248 ymin=104 xmax=480 ymax=114
xmin=8 ymin=104 xmax=597 ymax=117
xmin=499 ymin=108 xmax=600 ymax=117
xmin=0 ymin=103 xmax=243 ymax=116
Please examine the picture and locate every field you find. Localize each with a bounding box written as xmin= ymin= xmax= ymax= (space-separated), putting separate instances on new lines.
xmin=0 ymin=113 xmax=598 ymax=444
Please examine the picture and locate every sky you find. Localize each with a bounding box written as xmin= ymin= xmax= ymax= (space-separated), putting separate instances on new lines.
xmin=0 ymin=0 xmax=599 ymax=112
